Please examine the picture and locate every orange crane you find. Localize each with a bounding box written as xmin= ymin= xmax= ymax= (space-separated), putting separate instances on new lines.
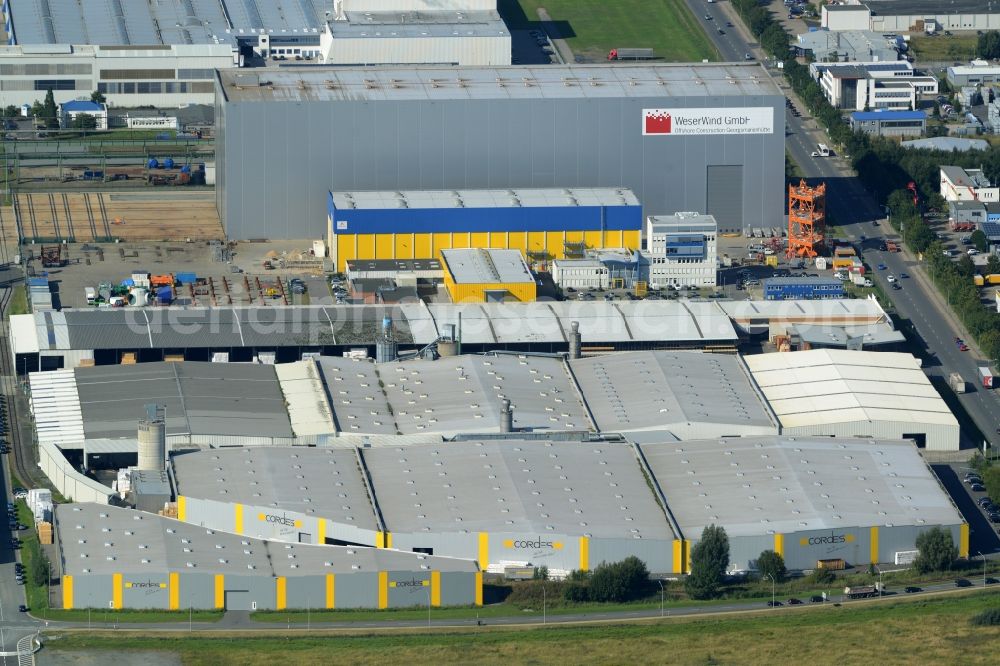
xmin=786 ymin=179 xmax=826 ymax=259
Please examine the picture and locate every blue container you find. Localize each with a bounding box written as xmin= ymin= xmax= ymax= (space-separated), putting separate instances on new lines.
xmin=176 ymin=272 xmax=197 ymax=285
xmin=180 ymin=165 xmax=191 ymax=174
xmin=120 ymin=278 xmax=134 ymax=287
xmin=147 ymin=158 xmax=159 ymax=169
xmin=164 ymin=158 xmax=175 ymax=169
xmin=156 ymin=286 xmax=173 ymax=303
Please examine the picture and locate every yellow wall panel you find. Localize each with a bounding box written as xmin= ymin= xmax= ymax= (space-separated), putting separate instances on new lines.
xmin=276 ymin=577 xmax=287 ymax=610
xmin=169 ymin=572 xmax=179 ymax=610
xmin=378 ymin=571 xmax=389 ymax=609
xmin=450 ymin=232 xmax=470 ymax=249
xmin=508 ymin=231 xmax=527 ymax=253
xmin=432 ymin=233 xmax=453 ymax=254
xmin=565 ymin=230 xmax=584 ymax=244
xmin=475 ymin=572 xmax=483 ymax=606
xmin=374 ymin=234 xmax=395 ymax=259
xmin=234 ymin=503 xmax=243 ymax=536
xmin=112 ymin=573 xmax=123 ymax=609
xmin=470 ymin=232 xmax=489 ymax=249
xmin=960 ymin=524 xmax=970 ymax=558
xmin=583 ymin=230 xmax=603 ymax=248
xmin=431 ymin=571 xmax=442 ymax=607
xmin=414 ymin=233 xmax=432 ymax=259
xmin=356 ymin=234 xmax=376 ymax=261
xmin=545 ymin=231 xmax=565 ymax=257
xmin=870 ymin=526 xmax=879 ymax=564
xmin=177 ymin=496 xmax=186 ymax=522
xmin=214 ymin=574 xmax=225 ymax=609
xmin=579 ymin=536 xmax=590 ymax=572
xmin=63 ymin=574 xmax=74 ymax=609
xmin=623 ymin=230 xmax=640 ymax=250
xmin=394 ymin=234 xmax=414 ymax=260
xmin=326 ymin=574 xmax=336 ymax=609
xmin=488 ymin=232 xmax=507 ymax=248
xmin=478 ymin=532 xmax=489 ymax=569
xmin=527 ymin=231 xmax=545 ymax=253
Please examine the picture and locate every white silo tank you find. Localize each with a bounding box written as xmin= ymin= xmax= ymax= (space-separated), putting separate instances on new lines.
xmin=137 ymin=404 xmax=166 ymax=471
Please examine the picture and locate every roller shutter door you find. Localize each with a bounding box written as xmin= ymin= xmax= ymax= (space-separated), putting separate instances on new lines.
xmin=706 ymin=165 xmax=743 ymax=233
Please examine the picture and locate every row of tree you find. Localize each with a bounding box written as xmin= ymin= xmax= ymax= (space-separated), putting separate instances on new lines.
xmin=728 ymin=2 xmax=1000 ymax=366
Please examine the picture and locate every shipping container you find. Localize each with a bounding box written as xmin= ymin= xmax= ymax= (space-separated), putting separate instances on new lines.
xmin=816 ymin=558 xmax=846 ymax=570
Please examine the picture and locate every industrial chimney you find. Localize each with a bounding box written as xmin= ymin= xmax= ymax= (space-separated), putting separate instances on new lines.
xmin=568 ymin=321 xmax=582 ymax=359
xmin=137 ymin=404 xmax=166 ymax=471
xmin=500 ymin=399 xmax=514 ymax=433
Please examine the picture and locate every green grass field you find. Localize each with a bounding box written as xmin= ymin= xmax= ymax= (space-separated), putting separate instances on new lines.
xmin=42 ymin=591 xmax=1000 ymax=666
xmin=499 ymin=0 xmax=718 ymax=63
xmin=6 ymin=285 xmax=28 ymax=316
xmin=909 ymin=35 xmax=978 ymax=63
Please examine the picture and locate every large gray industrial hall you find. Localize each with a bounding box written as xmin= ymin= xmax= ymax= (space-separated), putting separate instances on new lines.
xmin=215 ymin=63 xmax=785 ymax=239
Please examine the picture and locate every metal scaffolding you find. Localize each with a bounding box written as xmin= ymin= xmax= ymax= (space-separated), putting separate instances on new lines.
xmin=786 ymin=179 xmax=826 ymax=259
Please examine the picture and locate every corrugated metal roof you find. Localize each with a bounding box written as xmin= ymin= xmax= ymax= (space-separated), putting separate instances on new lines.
xmin=570 ymin=351 xmax=777 ymax=434
xmin=332 ymin=187 xmax=640 ymax=211
xmin=363 ymin=440 xmax=674 ymax=540
xmin=220 ymin=62 xmax=781 ymax=103
xmin=7 ymin=0 xmax=325 ymax=46
xmin=641 ymin=436 xmax=964 ymax=539
xmin=441 ymin=248 xmax=533 ymax=285
xmin=173 ymin=447 xmax=379 ymax=530
xmin=17 ymin=301 xmax=738 ymax=354
xmin=330 ymin=10 xmax=508 ymax=38
xmin=57 ymin=503 xmax=473 ymax=576
xmin=744 ymin=349 xmax=958 ymax=430
xmin=274 ymin=360 xmax=336 ymax=437
xmin=71 ymin=362 xmax=294 ymax=441
xmin=28 ymin=369 xmax=85 ymax=448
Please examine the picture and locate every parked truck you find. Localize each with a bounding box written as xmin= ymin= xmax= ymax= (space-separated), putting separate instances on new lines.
xmin=980 ymin=366 xmax=996 ymax=389
xmin=950 ymin=372 xmax=966 ymax=394
xmin=844 ymin=583 xmax=884 ymax=599
xmin=607 ymin=48 xmax=655 ymax=61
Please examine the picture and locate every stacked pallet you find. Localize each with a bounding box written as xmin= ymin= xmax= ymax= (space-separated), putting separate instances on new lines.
xmin=37 ymin=521 xmax=53 ymax=545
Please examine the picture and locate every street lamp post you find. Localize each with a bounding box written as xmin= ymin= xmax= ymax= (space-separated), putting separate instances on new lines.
xmin=656 ymin=579 xmax=664 ymax=617
xmin=978 ymin=551 xmax=986 ymax=587
xmin=875 ymin=565 xmax=883 ymax=598
xmin=765 ymin=573 xmax=775 ymax=608
xmin=426 ymin=587 xmax=431 ymax=627
xmin=542 ymin=586 xmax=546 ymax=625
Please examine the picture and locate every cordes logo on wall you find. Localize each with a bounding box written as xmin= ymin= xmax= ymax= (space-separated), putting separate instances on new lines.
xmin=799 ymin=531 xmax=856 ymax=547
xmin=643 ymin=107 xmax=774 ymax=136
xmin=258 ymin=512 xmax=302 ymax=528
xmin=503 ymin=537 xmax=564 ymax=550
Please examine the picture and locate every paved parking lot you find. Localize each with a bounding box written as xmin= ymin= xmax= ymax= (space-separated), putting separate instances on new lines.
xmin=934 ymin=462 xmax=1000 ymax=556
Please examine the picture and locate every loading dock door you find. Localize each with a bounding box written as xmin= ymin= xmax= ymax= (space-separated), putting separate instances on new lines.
xmin=224 ymin=590 xmax=251 ymax=611
xmin=298 ymin=532 xmax=312 ymax=543
xmin=706 ymin=165 xmax=744 ymax=234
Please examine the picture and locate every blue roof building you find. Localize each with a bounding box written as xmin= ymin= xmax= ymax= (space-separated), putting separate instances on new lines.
xmin=59 ymin=100 xmax=108 ymax=129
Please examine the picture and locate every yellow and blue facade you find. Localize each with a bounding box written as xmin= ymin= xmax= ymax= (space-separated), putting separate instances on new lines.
xmin=327 ymin=188 xmax=643 ymax=273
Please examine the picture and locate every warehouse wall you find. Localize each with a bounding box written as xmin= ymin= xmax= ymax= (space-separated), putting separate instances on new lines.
xmin=781 ymin=421 xmax=959 ymax=452
xmin=177 ymin=495 xmax=379 ymax=547
xmin=723 ymin=522 xmax=968 ymax=572
xmin=325 ymin=36 xmax=511 ymax=67
xmin=62 ymin=570 xmax=480 ymax=610
xmin=219 ymin=92 xmax=784 ymax=239
xmin=387 ymin=530 xmax=675 ymax=575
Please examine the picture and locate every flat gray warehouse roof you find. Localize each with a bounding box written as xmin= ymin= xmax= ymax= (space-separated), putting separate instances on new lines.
xmin=363 ymin=441 xmax=674 ymax=541
xmin=172 ymin=447 xmax=378 ymax=530
xmin=640 ymin=437 xmax=963 ymax=539
xmin=332 ymin=187 xmax=640 ymax=210
xmin=56 ymin=503 xmax=475 ymax=577
xmin=569 ymin=351 xmax=776 ymax=435
xmin=330 ymin=10 xmax=509 ymax=39
xmin=377 ymin=354 xmax=592 ymax=435
xmin=219 ymin=63 xmax=781 ymax=103
xmin=7 ymin=0 xmax=327 ymax=47
xmin=74 ymin=362 xmax=293 ymax=440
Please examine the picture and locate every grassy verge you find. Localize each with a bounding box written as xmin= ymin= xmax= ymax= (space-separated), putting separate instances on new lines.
xmin=499 ymin=0 xmax=717 ymax=63
xmin=15 ymin=500 xmax=47 ymax=612
xmin=7 ymin=285 xmax=28 ymax=316
xmin=909 ymin=35 xmax=977 ymax=62
xmin=42 ymin=591 xmax=1000 ymax=666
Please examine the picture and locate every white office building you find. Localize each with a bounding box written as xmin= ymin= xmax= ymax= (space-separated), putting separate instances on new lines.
xmin=645 ymin=212 xmax=717 ymax=289
xmin=815 ymin=62 xmax=937 ymax=112
xmin=550 ymin=259 xmax=610 ymax=290
xmin=940 ymin=166 xmax=1000 ymax=203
